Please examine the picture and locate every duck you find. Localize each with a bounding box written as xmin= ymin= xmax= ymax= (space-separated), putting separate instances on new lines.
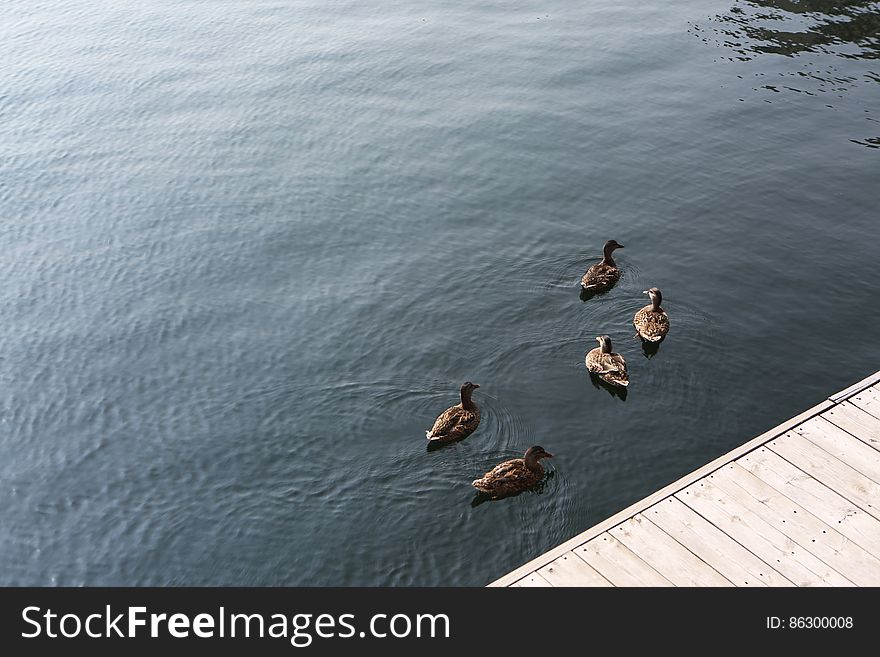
xmin=581 ymin=240 xmax=624 ymax=291
xmin=585 ymin=335 xmax=629 ymax=387
xmin=633 ymin=287 xmax=669 ymax=342
xmin=426 ymin=381 xmax=481 ymax=444
xmin=471 ymin=445 xmax=553 ymax=499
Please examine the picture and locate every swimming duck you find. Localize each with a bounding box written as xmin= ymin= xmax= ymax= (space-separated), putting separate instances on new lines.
xmin=471 ymin=445 xmax=553 ymax=499
xmin=581 ymin=240 xmax=624 ymax=291
xmin=633 ymin=287 xmax=669 ymax=342
xmin=426 ymin=381 xmax=481 ymax=444
xmin=585 ymin=335 xmax=629 ymax=387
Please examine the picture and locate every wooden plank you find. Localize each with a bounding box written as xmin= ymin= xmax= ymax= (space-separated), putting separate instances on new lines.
xmin=677 ymin=477 xmax=853 ymax=586
xmin=823 ymin=401 xmax=880 ymax=452
xmin=769 ymin=432 xmax=880 ymax=523
xmin=489 ymin=397 xmax=835 ymax=586
xmin=646 ymin=496 xmax=792 ymax=586
xmin=828 ymin=370 xmax=880 ymax=402
xmin=793 ymin=416 xmax=880 ymax=484
xmin=511 ymin=573 xmax=552 ymax=587
xmin=610 ymin=515 xmax=733 ymax=586
xmin=709 ymin=463 xmax=880 ymax=586
xmin=537 ymin=552 xmax=613 ymax=587
xmin=575 ymin=533 xmax=673 ymax=587
xmin=849 ymin=384 xmax=880 ymax=420
xmin=738 ymin=446 xmax=880 ymax=560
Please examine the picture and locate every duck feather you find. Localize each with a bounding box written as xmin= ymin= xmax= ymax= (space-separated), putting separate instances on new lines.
xmin=581 ymin=261 xmax=621 ymax=290
xmin=586 ymin=348 xmax=629 ymax=387
xmin=471 ymin=458 xmax=544 ymax=498
xmin=426 ymin=404 xmax=481 ymax=442
xmin=633 ymin=305 xmax=669 ymax=342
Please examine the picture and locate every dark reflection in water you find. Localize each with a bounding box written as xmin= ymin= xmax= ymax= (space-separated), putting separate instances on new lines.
xmin=692 ymin=0 xmax=880 ymax=148
xmin=702 ymin=0 xmax=880 ymax=60
xmin=640 ymin=338 xmax=664 ymax=359
xmin=587 ymin=373 xmax=629 ymax=402
xmin=580 ymin=285 xmax=612 ymax=303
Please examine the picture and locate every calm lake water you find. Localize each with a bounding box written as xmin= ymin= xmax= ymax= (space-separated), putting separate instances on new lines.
xmin=1 ymin=0 xmax=878 ymax=586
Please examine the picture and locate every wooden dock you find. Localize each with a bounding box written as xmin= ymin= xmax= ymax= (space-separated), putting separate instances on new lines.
xmin=490 ymin=370 xmax=880 ymax=587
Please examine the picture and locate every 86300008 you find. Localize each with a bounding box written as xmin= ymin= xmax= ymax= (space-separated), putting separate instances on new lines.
xmin=766 ymin=617 xmax=853 ymax=630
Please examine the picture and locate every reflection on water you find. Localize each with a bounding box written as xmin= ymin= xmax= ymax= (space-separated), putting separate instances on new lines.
xmin=692 ymin=0 xmax=880 ymax=148
xmin=718 ymin=0 xmax=880 ymax=59
xmin=580 ymin=285 xmax=613 ymax=303
xmin=587 ymin=372 xmax=629 ymax=402
xmin=641 ymin=338 xmax=664 ymax=359
xmin=710 ymin=0 xmax=879 ymax=60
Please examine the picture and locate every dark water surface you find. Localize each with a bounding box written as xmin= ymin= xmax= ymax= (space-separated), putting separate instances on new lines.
xmin=1 ymin=1 xmax=877 ymax=585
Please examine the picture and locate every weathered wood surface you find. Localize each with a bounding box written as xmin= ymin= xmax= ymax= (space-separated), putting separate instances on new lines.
xmin=646 ymin=496 xmax=793 ymax=586
xmin=537 ymin=553 xmax=612 ymax=587
xmin=575 ymin=533 xmax=673 ymax=586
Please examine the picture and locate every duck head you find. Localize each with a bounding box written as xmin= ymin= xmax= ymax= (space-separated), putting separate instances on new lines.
xmin=596 ymin=334 xmax=613 ymax=354
xmin=460 ymin=381 xmax=480 ymax=406
xmin=643 ymin=287 xmax=663 ymax=310
xmin=602 ymin=239 xmax=624 ymax=263
xmin=524 ymin=445 xmax=553 ymax=470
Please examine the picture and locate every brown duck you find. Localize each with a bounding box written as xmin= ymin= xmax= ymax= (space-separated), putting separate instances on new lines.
xmin=426 ymin=381 xmax=481 ymax=444
xmin=633 ymin=287 xmax=669 ymax=342
xmin=581 ymin=240 xmax=624 ymax=291
xmin=585 ymin=335 xmax=629 ymax=387
xmin=471 ymin=446 xmax=553 ymax=499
